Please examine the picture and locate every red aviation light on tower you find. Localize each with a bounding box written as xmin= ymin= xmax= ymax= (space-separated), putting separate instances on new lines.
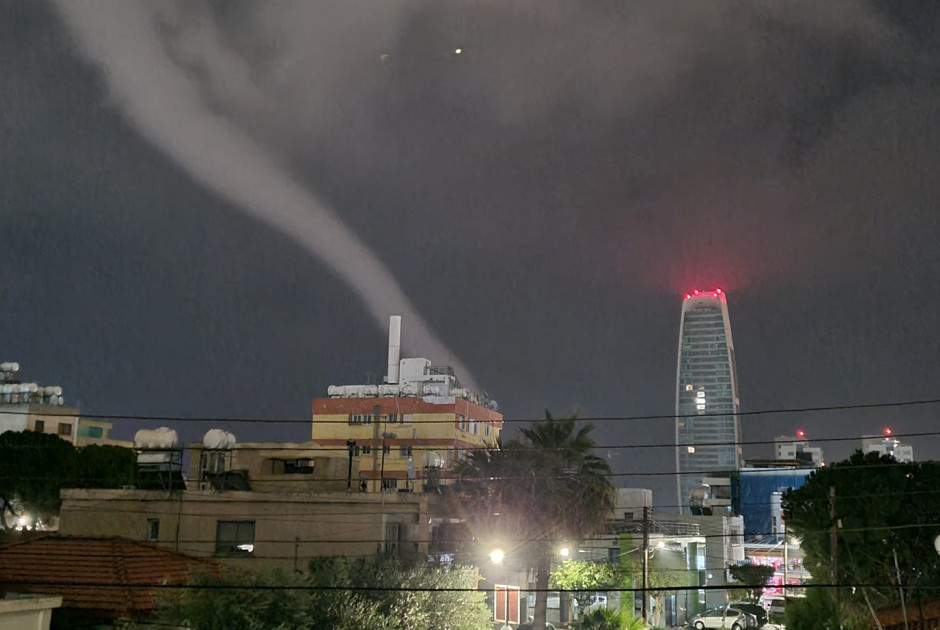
xmin=796 ymin=430 xmax=805 ymax=439
xmin=884 ymin=427 xmax=893 ymax=436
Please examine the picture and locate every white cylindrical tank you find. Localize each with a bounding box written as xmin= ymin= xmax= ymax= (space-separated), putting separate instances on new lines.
xmin=203 ymin=429 xmax=237 ymax=450
xmin=134 ymin=427 xmax=180 ymax=450
xmin=0 ymin=362 xmax=20 ymax=372
xmin=327 ymin=385 xmax=346 ymax=397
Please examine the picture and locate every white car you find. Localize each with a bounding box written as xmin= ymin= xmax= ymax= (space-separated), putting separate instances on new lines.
xmin=690 ymin=606 xmax=758 ymax=630
xmin=767 ymin=598 xmax=786 ymax=619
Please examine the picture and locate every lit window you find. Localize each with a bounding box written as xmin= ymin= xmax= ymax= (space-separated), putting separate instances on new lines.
xmin=685 ymin=384 xmax=694 ymax=391
xmin=696 ymin=391 xmax=706 ymax=398
xmin=687 ymin=447 xmax=695 ymax=454
xmin=215 ymin=521 xmax=255 ymax=554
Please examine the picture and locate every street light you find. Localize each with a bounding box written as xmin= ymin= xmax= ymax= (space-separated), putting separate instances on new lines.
xmin=560 ymin=547 xmax=570 ymax=558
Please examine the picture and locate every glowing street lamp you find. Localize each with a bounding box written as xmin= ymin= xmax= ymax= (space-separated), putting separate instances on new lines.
xmin=489 ymin=548 xmax=505 ymax=565
xmin=559 ymin=547 xmax=570 ymax=558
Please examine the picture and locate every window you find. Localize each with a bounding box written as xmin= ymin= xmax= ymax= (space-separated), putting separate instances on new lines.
xmin=485 ymin=424 xmax=491 ymax=437
xmin=382 ymin=444 xmax=391 ymax=455
xmin=33 ymin=420 xmax=45 ymax=433
xmin=384 ymin=522 xmax=401 ymax=553
xmin=284 ymin=459 xmax=314 ymax=474
xmin=457 ymin=415 xmax=466 ymax=431
xmin=147 ymin=518 xmax=160 ymax=542
xmin=381 ymin=478 xmax=399 ymax=492
xmin=399 ymin=445 xmax=413 ymax=457
xmin=361 ymin=445 xmax=372 ymax=455
xmin=216 ymin=521 xmax=255 ymax=554
xmin=349 ymin=413 xmax=374 ymax=425
xmin=386 ymin=414 xmax=400 ymax=424
xmin=468 ymin=419 xmax=477 ymax=435
xmin=57 ymin=423 xmax=72 ymax=436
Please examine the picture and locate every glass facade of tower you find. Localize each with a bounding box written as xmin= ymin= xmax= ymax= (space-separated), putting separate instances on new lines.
xmin=675 ymin=290 xmax=741 ymax=514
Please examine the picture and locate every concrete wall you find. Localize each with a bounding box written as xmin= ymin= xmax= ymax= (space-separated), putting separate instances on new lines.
xmin=59 ymin=488 xmax=432 ymax=572
xmin=189 ymin=442 xmax=358 ymax=493
xmin=0 ymin=594 xmax=61 ymax=630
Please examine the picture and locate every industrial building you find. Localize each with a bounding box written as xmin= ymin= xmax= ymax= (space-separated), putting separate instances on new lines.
xmin=311 ymin=316 xmax=502 ymax=493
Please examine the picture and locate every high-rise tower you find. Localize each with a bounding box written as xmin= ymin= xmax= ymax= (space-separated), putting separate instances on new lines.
xmin=675 ymin=289 xmax=741 ymax=513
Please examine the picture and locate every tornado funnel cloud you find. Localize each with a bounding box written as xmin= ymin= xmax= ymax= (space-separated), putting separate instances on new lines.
xmin=54 ymin=1 xmax=475 ymax=387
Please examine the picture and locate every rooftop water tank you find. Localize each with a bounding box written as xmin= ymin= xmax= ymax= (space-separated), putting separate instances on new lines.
xmin=203 ymin=429 xmax=237 ymax=450
xmin=134 ymin=427 xmax=180 ymax=450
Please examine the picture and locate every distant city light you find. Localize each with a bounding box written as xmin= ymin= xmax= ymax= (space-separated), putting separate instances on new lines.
xmin=797 ymin=430 xmax=805 ymax=438
xmin=454 ymin=48 xmax=463 ymax=54
xmin=884 ymin=427 xmax=893 ymax=436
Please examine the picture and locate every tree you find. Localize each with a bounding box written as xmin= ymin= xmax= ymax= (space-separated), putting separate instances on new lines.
xmin=152 ymin=556 xmax=491 ymax=630
xmin=550 ymin=559 xmax=619 ymax=615
xmin=75 ymin=444 xmax=137 ymax=489
xmin=0 ymin=432 xmax=138 ymax=529
xmin=0 ymin=431 xmax=76 ymax=528
xmin=727 ymin=563 xmax=774 ymax=601
xmin=620 ymin=550 xmax=687 ymax=629
xmin=783 ymin=451 xmax=940 ymax=629
xmin=452 ymin=412 xmax=615 ymax=630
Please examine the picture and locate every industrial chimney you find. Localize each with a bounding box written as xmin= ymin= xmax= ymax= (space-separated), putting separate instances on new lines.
xmin=386 ymin=315 xmax=401 ymax=385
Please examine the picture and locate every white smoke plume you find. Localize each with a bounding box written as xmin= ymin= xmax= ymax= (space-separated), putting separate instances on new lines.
xmin=53 ymin=0 xmax=476 ymax=387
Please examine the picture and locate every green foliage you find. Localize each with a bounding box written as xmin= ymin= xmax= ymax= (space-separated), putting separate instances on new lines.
xmin=0 ymin=430 xmax=76 ymax=526
xmin=452 ymin=411 xmax=615 ymax=628
xmin=727 ymin=563 xmax=774 ymax=600
xmin=152 ymin=556 xmax=491 ymax=630
xmin=619 ymin=545 xmax=689 ymax=629
xmin=0 ymin=431 xmax=139 ymax=528
xmin=783 ymin=451 xmax=940 ymax=626
xmin=550 ymin=560 xmax=618 ymax=608
xmin=783 ymin=589 xmax=870 ymax=630
xmin=579 ymin=607 xmax=646 ymax=630
xmin=74 ymin=444 xmax=137 ymax=489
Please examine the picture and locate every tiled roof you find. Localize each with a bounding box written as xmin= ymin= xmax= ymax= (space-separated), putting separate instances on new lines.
xmin=0 ymin=536 xmax=217 ymax=617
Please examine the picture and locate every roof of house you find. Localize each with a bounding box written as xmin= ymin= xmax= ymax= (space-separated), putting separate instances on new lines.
xmin=0 ymin=535 xmax=217 ymax=618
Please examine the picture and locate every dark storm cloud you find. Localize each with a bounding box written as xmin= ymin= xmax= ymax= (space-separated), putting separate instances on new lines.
xmin=2 ymin=1 xmax=938 ymax=507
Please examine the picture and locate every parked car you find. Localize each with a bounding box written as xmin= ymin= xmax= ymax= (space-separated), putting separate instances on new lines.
xmin=767 ymin=597 xmax=786 ymax=619
xmin=690 ymin=606 xmax=759 ymax=629
xmin=728 ymin=601 xmax=769 ymax=627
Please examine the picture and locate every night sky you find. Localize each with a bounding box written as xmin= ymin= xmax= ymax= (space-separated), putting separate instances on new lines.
xmin=2 ymin=1 xmax=938 ymax=509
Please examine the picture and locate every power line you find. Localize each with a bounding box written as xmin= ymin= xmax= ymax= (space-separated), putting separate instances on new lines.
xmin=0 ymin=396 xmax=936 ymax=424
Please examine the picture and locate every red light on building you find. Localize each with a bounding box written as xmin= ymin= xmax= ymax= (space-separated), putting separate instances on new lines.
xmin=693 ymin=289 xmax=699 ymax=295
xmin=715 ymin=288 xmax=722 ymax=294
xmin=685 ymin=294 xmax=691 ymax=300
xmin=884 ymin=427 xmax=892 ymax=436
xmin=796 ymin=430 xmax=805 ymax=439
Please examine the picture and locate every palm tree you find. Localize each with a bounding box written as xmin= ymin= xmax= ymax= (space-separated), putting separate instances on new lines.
xmin=452 ymin=412 xmax=614 ymax=630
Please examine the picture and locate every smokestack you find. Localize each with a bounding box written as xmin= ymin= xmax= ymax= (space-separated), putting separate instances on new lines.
xmin=386 ymin=316 xmax=402 ymax=384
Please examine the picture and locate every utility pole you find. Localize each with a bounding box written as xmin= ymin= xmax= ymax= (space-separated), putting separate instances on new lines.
xmin=829 ymin=486 xmax=839 ymax=615
xmin=346 ymin=440 xmax=355 ymax=492
xmin=892 ymin=548 xmax=910 ymax=630
xmin=642 ymin=506 xmax=650 ymax=623
xmin=370 ymin=405 xmax=382 ymax=492
xmin=783 ymin=523 xmax=789 ymax=598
